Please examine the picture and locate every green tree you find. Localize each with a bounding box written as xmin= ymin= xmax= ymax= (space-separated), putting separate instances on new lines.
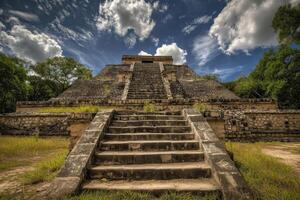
xmin=30 ymin=57 xmax=92 ymax=98
xmin=272 ymin=4 xmax=300 ymax=44
xmin=0 ymin=53 xmax=28 ymax=113
xmin=224 ymin=46 xmax=300 ymax=108
xmin=27 ymin=76 xmax=61 ymax=101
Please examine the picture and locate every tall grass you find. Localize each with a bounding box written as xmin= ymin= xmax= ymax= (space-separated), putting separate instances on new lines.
xmin=225 ymin=142 xmax=300 ymax=200
xmin=23 ymin=151 xmax=67 ymax=184
xmin=0 ymin=136 xmax=68 ymax=171
xmin=38 ymin=105 xmax=114 ymax=113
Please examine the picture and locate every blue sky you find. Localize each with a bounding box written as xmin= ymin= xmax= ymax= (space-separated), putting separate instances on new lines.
xmin=0 ymin=0 xmax=298 ymax=82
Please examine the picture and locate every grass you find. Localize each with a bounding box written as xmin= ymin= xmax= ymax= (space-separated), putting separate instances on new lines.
xmin=143 ymin=102 xmax=156 ymax=112
xmin=0 ymin=136 xmax=68 ymax=171
xmin=23 ymin=151 xmax=67 ymax=184
xmin=38 ymin=105 xmax=114 ymax=113
xmin=62 ymin=191 xmax=217 ymax=200
xmin=225 ymin=142 xmax=300 ymax=200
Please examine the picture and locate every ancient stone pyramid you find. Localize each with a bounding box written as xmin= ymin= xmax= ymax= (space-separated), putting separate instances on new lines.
xmin=56 ymin=55 xmax=239 ymax=101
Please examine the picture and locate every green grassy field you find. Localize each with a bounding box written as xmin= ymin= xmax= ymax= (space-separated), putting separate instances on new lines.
xmin=0 ymin=136 xmax=68 ymax=172
xmin=225 ymin=142 xmax=300 ymax=200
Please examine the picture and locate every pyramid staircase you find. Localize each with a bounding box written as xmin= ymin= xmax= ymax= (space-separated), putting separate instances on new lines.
xmin=126 ymin=63 xmax=168 ymax=99
xmin=81 ymin=111 xmax=221 ymax=197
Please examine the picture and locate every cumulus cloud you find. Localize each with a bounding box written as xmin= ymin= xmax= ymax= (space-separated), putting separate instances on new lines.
xmin=193 ymin=34 xmax=219 ymax=66
xmin=182 ymin=15 xmax=212 ymax=35
xmin=155 ymin=43 xmax=187 ymax=64
xmin=0 ymin=25 xmax=63 ymax=63
xmin=96 ymin=0 xmax=156 ymax=41
xmin=8 ymin=10 xmax=39 ymax=22
xmin=138 ymin=50 xmax=152 ymax=56
xmin=209 ymin=0 xmax=300 ymax=54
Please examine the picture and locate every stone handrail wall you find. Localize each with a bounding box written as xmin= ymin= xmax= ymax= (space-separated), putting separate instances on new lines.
xmin=47 ymin=110 xmax=114 ymax=199
xmin=159 ymin=62 xmax=173 ymax=100
xmin=121 ymin=62 xmax=134 ymax=100
xmin=183 ymin=109 xmax=251 ymax=200
xmin=0 ymin=112 xmax=96 ymax=136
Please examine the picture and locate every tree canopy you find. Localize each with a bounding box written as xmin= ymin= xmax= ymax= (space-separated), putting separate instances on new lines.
xmin=0 ymin=53 xmax=28 ymax=113
xmin=31 ymin=57 xmax=92 ymax=91
xmin=272 ymin=4 xmax=300 ymax=44
xmin=0 ymin=54 xmax=93 ymax=113
xmin=224 ymin=46 xmax=300 ymax=108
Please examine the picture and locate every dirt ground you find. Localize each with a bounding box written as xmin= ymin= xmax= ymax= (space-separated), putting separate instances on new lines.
xmin=262 ymin=143 xmax=300 ymax=175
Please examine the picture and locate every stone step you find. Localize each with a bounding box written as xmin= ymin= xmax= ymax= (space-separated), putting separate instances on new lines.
xmin=126 ymin=95 xmax=167 ymax=98
xmin=112 ymin=120 xmax=188 ymax=126
xmin=94 ymin=150 xmax=204 ymax=165
xmin=100 ymin=140 xmax=199 ymax=151
xmin=115 ymin=111 xmax=181 ymax=115
xmin=126 ymin=97 xmax=168 ymax=100
xmin=104 ymin=132 xmax=195 ymax=141
xmin=108 ymin=126 xmax=191 ymax=133
xmin=82 ymin=178 xmax=221 ymax=196
xmin=127 ymin=92 xmax=166 ymax=95
xmin=113 ymin=115 xmax=185 ymax=121
xmin=88 ymin=162 xmax=211 ymax=180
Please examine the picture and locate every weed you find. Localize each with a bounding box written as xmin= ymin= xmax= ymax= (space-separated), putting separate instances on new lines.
xmin=143 ymin=102 xmax=156 ymax=112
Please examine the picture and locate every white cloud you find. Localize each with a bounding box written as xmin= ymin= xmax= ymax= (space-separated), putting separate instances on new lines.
xmin=0 ymin=22 xmax=5 ymax=30
xmin=151 ymin=36 xmax=159 ymax=47
xmin=211 ymin=66 xmax=243 ymax=80
xmin=162 ymin=14 xmax=173 ymax=24
xmin=153 ymin=1 xmax=168 ymax=12
xmin=49 ymin=17 xmax=93 ymax=42
xmin=192 ymin=34 xmax=219 ymax=66
xmin=96 ymin=0 xmax=156 ymax=41
xmin=138 ymin=51 xmax=152 ymax=56
xmin=8 ymin=10 xmax=40 ymax=22
xmin=209 ymin=0 xmax=300 ymax=54
xmin=155 ymin=43 xmax=187 ymax=65
xmin=0 ymin=25 xmax=63 ymax=63
xmin=182 ymin=15 xmax=212 ymax=35
xmin=124 ymin=33 xmax=137 ymax=48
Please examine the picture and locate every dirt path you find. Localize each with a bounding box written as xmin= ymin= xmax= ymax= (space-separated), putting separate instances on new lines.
xmin=0 ymin=160 xmax=52 ymax=199
xmin=262 ymin=143 xmax=300 ymax=175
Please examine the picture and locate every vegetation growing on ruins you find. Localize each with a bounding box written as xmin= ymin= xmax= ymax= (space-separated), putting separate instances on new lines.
xmin=39 ymin=105 xmax=114 ymax=113
xmin=226 ymin=142 xmax=300 ymax=200
xmin=143 ymin=102 xmax=157 ymax=112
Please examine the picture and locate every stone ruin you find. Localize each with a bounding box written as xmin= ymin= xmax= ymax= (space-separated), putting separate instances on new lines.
xmin=1 ymin=55 xmax=300 ymax=199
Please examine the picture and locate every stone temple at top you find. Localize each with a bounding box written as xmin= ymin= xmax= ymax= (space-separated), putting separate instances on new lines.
xmin=56 ymin=55 xmax=239 ymax=102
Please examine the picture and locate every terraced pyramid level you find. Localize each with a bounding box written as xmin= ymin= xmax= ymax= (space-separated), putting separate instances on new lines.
xmin=81 ymin=111 xmax=221 ymax=196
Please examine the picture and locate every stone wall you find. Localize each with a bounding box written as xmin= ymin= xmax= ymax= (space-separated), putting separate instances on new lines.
xmin=0 ymin=112 xmax=95 ymax=136
xmin=183 ymin=109 xmax=251 ymax=199
xmin=224 ymin=110 xmax=300 ymax=142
